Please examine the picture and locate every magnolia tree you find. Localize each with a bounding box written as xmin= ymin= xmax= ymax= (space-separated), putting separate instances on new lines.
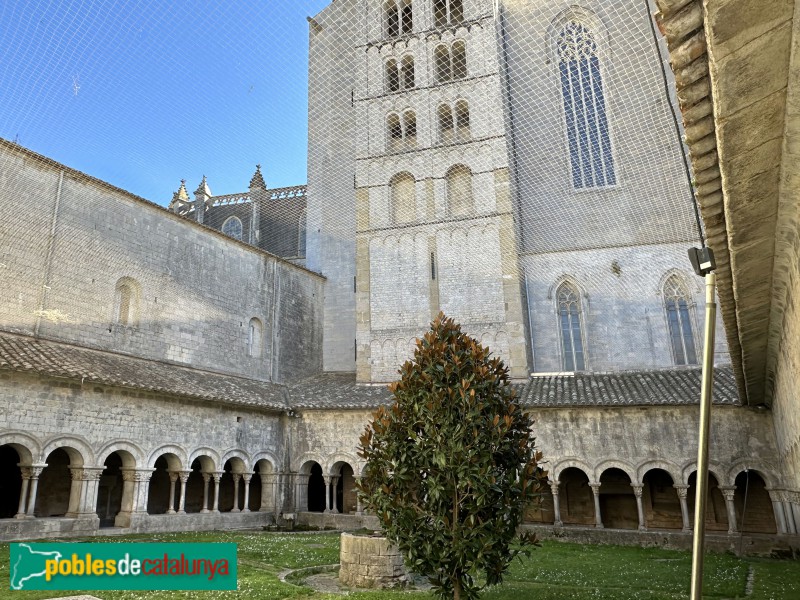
xmin=357 ymin=313 xmax=547 ymax=600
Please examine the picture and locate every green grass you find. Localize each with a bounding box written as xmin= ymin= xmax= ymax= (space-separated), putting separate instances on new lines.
xmin=1 ymin=531 xmax=798 ymax=599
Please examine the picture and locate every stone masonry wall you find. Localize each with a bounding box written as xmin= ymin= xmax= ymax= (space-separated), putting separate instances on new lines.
xmin=0 ymin=140 xmax=323 ymax=384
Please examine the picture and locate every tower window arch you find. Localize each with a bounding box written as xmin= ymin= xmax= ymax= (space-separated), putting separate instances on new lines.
xmin=434 ymin=0 xmax=464 ymax=28
xmin=222 ymin=216 xmax=243 ymax=240
xmin=437 ymin=100 xmax=470 ymax=144
xmin=556 ymin=282 xmax=586 ymax=371
xmin=385 ymin=56 xmax=415 ymax=93
xmin=435 ymin=41 xmax=467 ymax=84
xmin=390 ymin=172 xmax=416 ymax=224
xmin=114 ymin=277 xmax=141 ymax=327
xmin=385 ymin=0 xmax=413 ymax=38
xmin=386 ymin=111 xmax=417 ymax=151
xmin=248 ymin=317 xmax=263 ymax=358
xmin=663 ymin=275 xmax=697 ymax=365
xmin=446 ymin=165 xmax=473 ymax=216
xmin=556 ymin=20 xmax=615 ymax=188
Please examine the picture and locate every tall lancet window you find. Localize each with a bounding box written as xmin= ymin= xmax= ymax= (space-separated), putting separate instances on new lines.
xmin=664 ymin=275 xmax=697 ymax=365
xmin=222 ymin=216 xmax=243 ymax=240
xmin=557 ymin=282 xmax=585 ymax=371
xmin=557 ymin=21 xmax=615 ymax=188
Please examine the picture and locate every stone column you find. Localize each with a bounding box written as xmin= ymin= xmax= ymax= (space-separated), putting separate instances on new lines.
xmin=719 ymin=486 xmax=738 ymax=534
xmin=789 ymin=494 xmax=800 ymax=534
xmin=177 ymin=471 xmax=191 ymax=514
xmin=77 ymin=468 xmax=105 ymax=517
xmin=589 ymin=483 xmax=603 ymax=529
xmin=331 ymin=476 xmax=340 ymax=513
xmin=674 ymin=485 xmax=691 ymax=532
xmin=66 ymin=468 xmax=84 ymax=517
xmin=354 ymin=477 xmax=363 ymax=516
xmin=231 ymin=474 xmax=241 ymax=513
xmin=201 ymin=473 xmax=211 ymax=513
xmin=767 ymin=489 xmax=788 ymax=534
xmin=781 ymin=493 xmax=796 ymax=535
xmin=167 ymin=472 xmax=178 ymax=514
xmin=323 ymin=476 xmax=332 ymax=513
xmin=212 ymin=472 xmax=223 ymax=513
xmin=631 ymin=484 xmax=646 ymax=531
xmin=23 ymin=466 xmax=45 ymax=518
xmin=295 ymin=473 xmax=307 ymax=512
xmin=116 ymin=469 xmax=137 ymax=527
xmin=16 ymin=467 xmax=32 ymax=518
xmin=550 ymin=481 xmax=563 ymax=527
xmin=241 ymin=474 xmax=252 ymax=513
xmin=260 ymin=473 xmax=275 ymax=512
xmin=129 ymin=469 xmax=154 ymax=515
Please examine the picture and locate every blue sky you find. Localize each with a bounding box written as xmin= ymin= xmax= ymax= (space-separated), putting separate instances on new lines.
xmin=0 ymin=0 xmax=331 ymax=204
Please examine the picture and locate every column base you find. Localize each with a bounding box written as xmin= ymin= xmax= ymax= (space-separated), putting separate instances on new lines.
xmin=554 ymin=521 xmax=563 ymax=528
xmin=595 ymin=524 xmax=604 ymax=529
xmin=242 ymin=508 xmax=250 ymax=513
xmin=201 ymin=508 xmax=210 ymax=514
xmin=638 ymin=525 xmax=647 ymax=532
xmin=231 ymin=508 xmax=240 ymax=513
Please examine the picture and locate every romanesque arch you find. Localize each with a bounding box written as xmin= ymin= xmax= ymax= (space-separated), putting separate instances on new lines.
xmin=299 ymin=460 xmax=326 ymax=513
xmin=0 ymin=433 xmax=38 ymax=519
xmin=185 ymin=455 xmax=217 ymax=514
xmin=641 ymin=468 xmax=682 ymax=530
xmin=36 ymin=446 xmax=85 ymax=518
xmin=95 ymin=449 xmax=137 ymax=528
xmin=147 ymin=453 xmax=184 ymax=515
xmin=598 ymin=467 xmax=637 ymax=530
xmin=219 ymin=457 xmax=247 ymax=513
xmin=558 ymin=466 xmax=595 ymax=525
xmin=733 ymin=470 xmax=777 ymax=534
xmin=251 ymin=455 xmax=278 ymax=513
xmin=329 ymin=458 xmax=358 ymax=514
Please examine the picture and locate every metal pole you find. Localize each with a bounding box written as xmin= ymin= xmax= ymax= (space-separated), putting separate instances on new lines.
xmin=690 ymin=271 xmax=717 ymax=600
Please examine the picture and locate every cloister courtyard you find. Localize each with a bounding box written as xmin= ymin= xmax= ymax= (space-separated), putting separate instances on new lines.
xmin=2 ymin=530 xmax=799 ymax=599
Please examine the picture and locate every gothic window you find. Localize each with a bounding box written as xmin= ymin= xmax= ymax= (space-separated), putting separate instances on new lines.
xmin=390 ymin=172 xmax=416 ymax=224
xmin=385 ymin=0 xmax=413 ymax=38
xmin=557 ymin=282 xmax=586 ymax=371
xmin=386 ymin=111 xmax=417 ymax=151
xmin=222 ymin=216 xmax=243 ymax=240
xmin=435 ymin=42 xmax=467 ymax=84
xmin=248 ymin=317 xmax=263 ymax=358
xmin=114 ymin=277 xmax=140 ymax=327
xmin=434 ymin=0 xmax=464 ymax=27
xmin=446 ymin=165 xmax=473 ymax=216
xmin=664 ymin=275 xmax=697 ymax=365
xmin=557 ymin=21 xmax=615 ymax=188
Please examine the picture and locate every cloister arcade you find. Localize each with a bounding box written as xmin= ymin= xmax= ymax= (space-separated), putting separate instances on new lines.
xmin=523 ymin=459 xmax=790 ymax=535
xmin=0 ymin=433 xmax=792 ymax=536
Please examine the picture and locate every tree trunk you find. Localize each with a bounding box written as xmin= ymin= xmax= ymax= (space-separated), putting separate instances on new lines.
xmin=454 ymin=579 xmax=462 ymax=600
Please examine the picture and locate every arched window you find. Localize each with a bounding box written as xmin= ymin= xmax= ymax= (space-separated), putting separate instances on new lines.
xmin=452 ymin=40 xmax=467 ymax=79
xmin=455 ymin=100 xmax=470 ymax=141
xmin=114 ymin=277 xmax=140 ymax=327
xmin=435 ymin=42 xmax=467 ymax=84
xmin=438 ymin=104 xmax=454 ymax=143
xmin=557 ymin=20 xmax=615 ymax=188
xmin=435 ymin=45 xmax=452 ymax=83
xmin=446 ymin=165 xmax=473 ymax=216
xmin=385 ymin=0 xmax=413 ymax=38
xmin=434 ymin=0 xmax=464 ymax=27
xmin=663 ymin=275 xmax=697 ymax=365
xmin=248 ymin=318 xmax=263 ymax=358
xmin=400 ymin=55 xmax=415 ymax=89
xmin=557 ymin=282 xmax=585 ymax=371
xmin=222 ymin=216 xmax=243 ymax=240
xmin=390 ymin=172 xmax=416 ymax=224
xmin=386 ymin=111 xmax=417 ymax=151
xmin=403 ymin=110 xmax=417 ymax=148
xmin=385 ymin=59 xmax=400 ymax=92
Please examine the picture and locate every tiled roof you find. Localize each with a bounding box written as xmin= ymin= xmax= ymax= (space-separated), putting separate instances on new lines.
xmin=0 ymin=331 xmax=740 ymax=411
xmin=0 ymin=332 xmax=287 ymax=411
xmin=288 ymin=373 xmax=392 ymax=410
xmin=515 ymin=367 xmax=740 ymax=407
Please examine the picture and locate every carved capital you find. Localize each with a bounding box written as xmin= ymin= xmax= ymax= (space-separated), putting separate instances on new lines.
xmin=718 ymin=486 xmax=736 ymax=501
xmin=169 ymin=472 xmax=179 ymax=483
xmin=70 ymin=468 xmax=85 ymax=481
xmin=212 ymin=471 xmax=223 ymax=483
xmin=242 ymin=474 xmax=252 ymax=484
xmin=202 ymin=473 xmax=211 ymax=484
xmin=19 ymin=467 xmax=33 ymax=480
xmin=179 ymin=470 xmax=192 ymax=483
xmin=232 ymin=473 xmax=242 ymax=484
xmin=589 ymin=483 xmax=602 ymax=494
xmin=549 ymin=481 xmax=560 ymax=496
xmin=673 ymin=484 xmax=689 ymax=499
xmin=631 ymin=484 xmax=644 ymax=498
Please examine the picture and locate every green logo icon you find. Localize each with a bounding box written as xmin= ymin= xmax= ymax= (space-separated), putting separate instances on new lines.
xmin=9 ymin=543 xmax=237 ymax=591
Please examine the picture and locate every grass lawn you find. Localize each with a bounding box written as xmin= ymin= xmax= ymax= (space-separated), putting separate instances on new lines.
xmin=1 ymin=530 xmax=798 ymax=599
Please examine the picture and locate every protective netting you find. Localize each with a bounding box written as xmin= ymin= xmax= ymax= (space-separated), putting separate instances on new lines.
xmin=0 ymin=0 xmax=724 ymax=382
